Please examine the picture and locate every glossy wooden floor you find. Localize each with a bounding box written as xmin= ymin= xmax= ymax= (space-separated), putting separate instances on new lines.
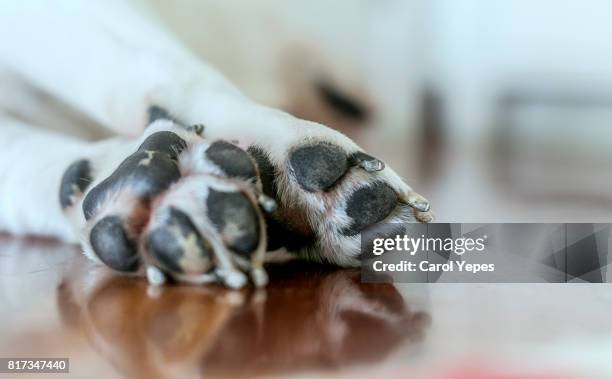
xmin=1 ymin=235 xmax=612 ymax=378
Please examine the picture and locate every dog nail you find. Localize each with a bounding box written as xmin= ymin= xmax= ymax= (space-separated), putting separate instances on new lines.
xmin=251 ymin=267 xmax=268 ymax=287
xmin=257 ymin=193 xmax=277 ymax=213
xmin=360 ymin=159 xmax=385 ymax=172
xmin=217 ymin=269 xmax=247 ymax=289
xmin=349 ymin=152 xmax=385 ymax=172
xmin=403 ymin=192 xmax=430 ymax=212
xmin=187 ymin=123 xmax=205 ymax=135
xmin=146 ymin=265 xmax=167 ymax=286
xmin=415 ymin=210 xmax=434 ymax=223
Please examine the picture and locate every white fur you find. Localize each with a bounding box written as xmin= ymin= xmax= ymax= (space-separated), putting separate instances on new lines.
xmin=0 ymin=1 xmax=430 ymax=278
xmin=0 ymin=118 xmax=91 ymax=241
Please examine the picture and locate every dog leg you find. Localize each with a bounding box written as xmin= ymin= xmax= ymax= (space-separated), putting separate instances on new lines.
xmin=0 ymin=1 xmax=432 ymax=270
xmin=0 ymin=116 xmax=102 ymax=241
xmin=0 ymin=0 xmax=241 ymax=136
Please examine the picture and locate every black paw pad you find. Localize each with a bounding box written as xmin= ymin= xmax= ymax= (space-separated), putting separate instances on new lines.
xmin=83 ymin=133 xmax=184 ymax=220
xmin=147 ymin=105 xmax=177 ymax=125
xmin=265 ymin=214 xmax=315 ymax=251
xmin=59 ymin=159 xmax=93 ymax=209
xmin=206 ymin=141 xmax=257 ymax=181
xmin=137 ymin=131 xmax=187 ymax=160
xmin=341 ymin=182 xmax=398 ymax=236
xmin=90 ymin=216 xmax=139 ymax=272
xmin=289 ymin=143 xmax=348 ymax=192
xmin=248 ymin=146 xmax=316 ymax=250
xmin=147 ymin=208 xmax=213 ymax=274
xmin=247 ymin=146 xmax=278 ymax=198
xmin=207 ymin=189 xmax=260 ymax=256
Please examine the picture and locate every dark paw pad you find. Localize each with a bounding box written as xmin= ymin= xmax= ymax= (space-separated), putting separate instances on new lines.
xmin=207 ymin=189 xmax=260 ymax=256
xmin=147 ymin=105 xmax=177 ymax=125
xmin=289 ymin=143 xmax=348 ymax=192
xmin=90 ymin=216 xmax=139 ymax=272
xmin=83 ymin=134 xmax=184 ymax=220
xmin=341 ymin=182 xmax=398 ymax=236
xmin=59 ymin=159 xmax=93 ymax=209
xmin=265 ymin=212 xmax=315 ymax=251
xmin=147 ymin=208 xmax=213 ymax=274
xmin=206 ymin=141 xmax=257 ymax=181
xmin=137 ymin=131 xmax=187 ymax=160
xmin=247 ymin=146 xmax=278 ymax=198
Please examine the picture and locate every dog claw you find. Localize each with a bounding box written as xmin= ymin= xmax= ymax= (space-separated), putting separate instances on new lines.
xmin=186 ymin=123 xmax=205 ymax=135
xmin=146 ymin=265 xmax=167 ymax=286
xmin=349 ymin=152 xmax=385 ymax=172
xmin=360 ymin=158 xmax=385 ymax=172
xmin=251 ymin=267 xmax=268 ymax=287
xmin=217 ymin=269 xmax=247 ymax=289
xmin=257 ymin=193 xmax=277 ymax=213
xmin=403 ymin=191 xmax=431 ymax=212
xmin=415 ymin=210 xmax=434 ymax=223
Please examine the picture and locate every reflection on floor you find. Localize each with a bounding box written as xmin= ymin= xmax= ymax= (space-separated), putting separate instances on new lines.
xmin=0 ymin=235 xmax=611 ymax=378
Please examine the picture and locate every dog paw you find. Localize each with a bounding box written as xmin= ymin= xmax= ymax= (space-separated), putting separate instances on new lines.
xmin=59 ymin=104 xmax=433 ymax=285
xmin=236 ymin=113 xmax=433 ymax=266
xmin=59 ymin=121 xmax=270 ymax=288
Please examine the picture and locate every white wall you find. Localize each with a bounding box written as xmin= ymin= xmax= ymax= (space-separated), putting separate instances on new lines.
xmin=428 ymin=0 xmax=612 ymax=142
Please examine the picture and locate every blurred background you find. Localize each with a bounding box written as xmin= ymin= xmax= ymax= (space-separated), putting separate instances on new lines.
xmin=148 ymin=0 xmax=612 ymax=223
xmin=2 ymin=1 xmax=612 ymax=378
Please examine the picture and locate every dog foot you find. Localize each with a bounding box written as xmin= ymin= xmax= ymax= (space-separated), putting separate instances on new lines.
xmin=59 ymin=104 xmax=433 ymax=285
xmin=203 ymin=106 xmax=434 ymax=267
xmin=59 ymin=121 xmax=268 ymax=288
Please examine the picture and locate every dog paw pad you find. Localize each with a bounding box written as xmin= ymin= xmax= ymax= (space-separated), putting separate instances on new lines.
xmin=83 ymin=138 xmax=182 ymax=220
xmin=147 ymin=207 xmax=214 ymax=274
xmin=206 ymin=140 xmax=257 ymax=181
xmin=90 ymin=216 xmax=139 ymax=272
xmin=341 ymin=182 xmax=398 ymax=236
xmin=207 ymin=189 xmax=260 ymax=256
xmin=289 ymin=143 xmax=348 ymax=192
xmin=59 ymin=159 xmax=93 ymax=209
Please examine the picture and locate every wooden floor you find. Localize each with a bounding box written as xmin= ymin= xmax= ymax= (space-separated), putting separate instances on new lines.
xmin=1 ymin=235 xmax=611 ymax=378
